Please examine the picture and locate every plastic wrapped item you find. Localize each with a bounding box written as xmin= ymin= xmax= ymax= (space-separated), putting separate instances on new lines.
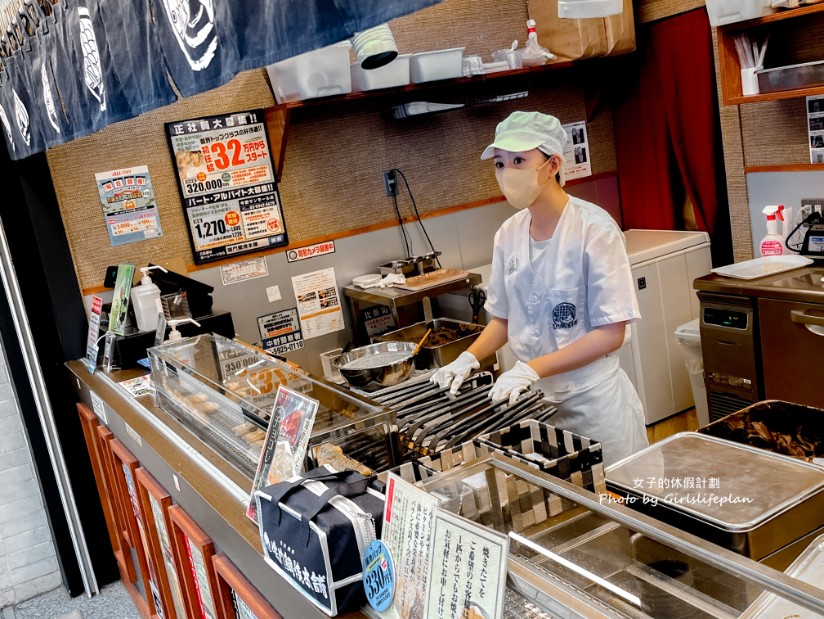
xmin=492 ymin=41 xmax=523 ymax=70
xmin=521 ymin=19 xmax=556 ymax=67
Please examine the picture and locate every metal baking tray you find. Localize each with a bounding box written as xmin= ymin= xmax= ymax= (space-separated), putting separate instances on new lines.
xmin=741 ymin=533 xmax=824 ymax=618
xmin=374 ymin=317 xmax=486 ymax=369
xmin=698 ymin=399 xmax=824 ymax=464
xmin=606 ymin=432 xmax=824 ymax=560
xmin=757 ymin=59 xmax=824 ymax=94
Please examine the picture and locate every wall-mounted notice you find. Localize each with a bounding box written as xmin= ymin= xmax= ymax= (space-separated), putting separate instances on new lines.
xmin=286 ymin=240 xmax=336 ymax=263
xmin=258 ymin=308 xmax=304 ymax=356
xmin=220 ymin=257 xmax=268 ymax=285
xmin=425 ymin=508 xmax=509 ymax=619
xmin=808 ymin=96 xmax=824 ymax=164
xmin=166 ymin=110 xmax=288 ymax=264
xmin=562 ymin=121 xmax=591 ymax=181
xmin=96 ymin=165 xmax=163 ymax=246
xmin=291 ymin=268 xmax=344 ymax=339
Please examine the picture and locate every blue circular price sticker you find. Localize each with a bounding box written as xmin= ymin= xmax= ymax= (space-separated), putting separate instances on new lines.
xmin=362 ymin=540 xmax=395 ymax=611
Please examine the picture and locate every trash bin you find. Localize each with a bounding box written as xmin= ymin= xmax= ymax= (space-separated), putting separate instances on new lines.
xmin=674 ymin=318 xmax=709 ymax=427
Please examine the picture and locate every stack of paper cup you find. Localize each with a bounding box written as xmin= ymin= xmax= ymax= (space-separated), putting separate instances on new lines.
xmin=352 ymin=24 xmax=398 ymax=70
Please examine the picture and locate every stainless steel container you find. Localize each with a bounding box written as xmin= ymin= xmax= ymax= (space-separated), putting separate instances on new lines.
xmin=374 ymin=317 xmax=485 ymax=369
xmin=606 ymin=433 xmax=824 ymax=560
xmin=741 ymin=533 xmax=824 ymax=618
xmin=757 ymin=60 xmax=824 ymax=94
xmin=334 ymin=341 xmax=416 ymax=390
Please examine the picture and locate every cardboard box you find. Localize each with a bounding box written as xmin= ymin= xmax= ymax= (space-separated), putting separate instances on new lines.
xmin=527 ymin=0 xmax=636 ymax=61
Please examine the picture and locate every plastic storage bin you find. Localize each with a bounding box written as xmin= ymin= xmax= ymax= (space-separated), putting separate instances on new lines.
xmin=410 ymin=47 xmax=465 ymax=84
xmin=266 ymin=42 xmax=353 ymax=104
xmin=704 ymin=0 xmax=773 ymax=27
xmin=674 ymin=318 xmax=709 ymax=427
xmin=350 ymin=54 xmax=411 ymax=92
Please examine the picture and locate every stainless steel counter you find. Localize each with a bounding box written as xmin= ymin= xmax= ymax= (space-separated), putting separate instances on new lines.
xmin=694 ymin=266 xmax=824 ymax=303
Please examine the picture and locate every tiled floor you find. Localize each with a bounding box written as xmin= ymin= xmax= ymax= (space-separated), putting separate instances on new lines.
xmin=1 ymin=581 xmax=138 ymax=619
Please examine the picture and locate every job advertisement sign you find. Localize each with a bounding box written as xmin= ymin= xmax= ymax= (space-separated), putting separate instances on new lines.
xmin=166 ymin=110 xmax=288 ymax=264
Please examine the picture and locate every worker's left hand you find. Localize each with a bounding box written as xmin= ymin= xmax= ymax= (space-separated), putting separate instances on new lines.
xmin=489 ymin=361 xmax=540 ymax=406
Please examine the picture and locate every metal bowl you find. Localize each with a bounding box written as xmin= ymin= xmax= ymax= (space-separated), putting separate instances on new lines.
xmin=335 ymin=341 xmax=416 ymax=390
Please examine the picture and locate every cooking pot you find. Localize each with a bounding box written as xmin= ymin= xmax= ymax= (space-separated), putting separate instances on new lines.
xmin=335 ymin=341 xmax=417 ymax=390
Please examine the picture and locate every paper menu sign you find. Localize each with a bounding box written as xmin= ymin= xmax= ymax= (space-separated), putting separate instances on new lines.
xmin=424 ymin=508 xmax=509 ymax=619
xmin=246 ymin=385 xmax=318 ymax=523
xmin=85 ymin=295 xmax=103 ymax=373
xmin=291 ymin=267 xmax=345 ymax=339
xmin=380 ymin=473 xmax=441 ymax=619
xmin=562 ymin=120 xmax=591 ymax=182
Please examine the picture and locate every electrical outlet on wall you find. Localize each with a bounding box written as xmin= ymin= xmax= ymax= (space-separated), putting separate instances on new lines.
xmin=801 ymin=198 xmax=824 ymax=220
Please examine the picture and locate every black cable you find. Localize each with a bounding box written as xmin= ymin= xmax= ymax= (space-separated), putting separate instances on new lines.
xmin=392 ymin=168 xmax=442 ymax=268
xmin=392 ymin=185 xmax=412 ymax=259
xmin=785 ymin=211 xmax=822 ymax=252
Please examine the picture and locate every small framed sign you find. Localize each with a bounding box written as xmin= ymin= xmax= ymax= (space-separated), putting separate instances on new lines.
xmin=213 ymin=553 xmax=279 ymax=618
xmin=136 ymin=468 xmax=188 ymax=619
xmin=109 ymin=440 xmax=159 ymax=618
xmin=168 ymin=505 xmax=221 ymax=619
xmin=166 ymin=110 xmax=288 ymax=264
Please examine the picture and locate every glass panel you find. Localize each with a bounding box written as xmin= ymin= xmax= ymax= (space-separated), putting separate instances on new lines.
xmin=148 ymin=334 xmax=395 ymax=477
xmin=421 ymin=457 xmax=824 ymax=619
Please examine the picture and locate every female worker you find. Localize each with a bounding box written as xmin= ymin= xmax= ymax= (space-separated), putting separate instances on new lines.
xmin=432 ymin=111 xmax=648 ymax=466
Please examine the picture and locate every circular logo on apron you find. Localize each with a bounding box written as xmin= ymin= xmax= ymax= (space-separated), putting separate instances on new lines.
xmin=552 ymin=302 xmax=577 ymax=330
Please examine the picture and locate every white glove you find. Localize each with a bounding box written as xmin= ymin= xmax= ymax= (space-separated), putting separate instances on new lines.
xmin=489 ymin=361 xmax=540 ymax=406
xmin=430 ymin=351 xmax=480 ymax=395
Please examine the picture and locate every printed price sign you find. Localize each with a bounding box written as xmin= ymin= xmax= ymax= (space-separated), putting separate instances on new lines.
xmin=166 ymin=110 xmax=288 ymax=264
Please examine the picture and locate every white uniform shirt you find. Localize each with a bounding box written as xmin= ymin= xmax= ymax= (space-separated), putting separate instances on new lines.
xmin=485 ymin=196 xmax=640 ymax=399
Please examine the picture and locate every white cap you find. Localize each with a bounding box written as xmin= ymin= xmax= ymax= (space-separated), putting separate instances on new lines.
xmin=480 ymin=111 xmax=568 ymax=185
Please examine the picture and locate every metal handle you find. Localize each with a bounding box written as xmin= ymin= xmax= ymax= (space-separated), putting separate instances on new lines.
xmin=791 ymin=309 xmax=824 ymax=327
xmin=791 ymin=310 xmax=824 ymax=336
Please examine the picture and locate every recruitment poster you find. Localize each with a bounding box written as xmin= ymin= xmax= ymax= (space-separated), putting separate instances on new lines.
xmin=96 ymin=165 xmax=162 ymax=246
xmin=562 ymin=121 xmax=592 ymax=181
xmin=166 ymin=110 xmax=287 ymax=263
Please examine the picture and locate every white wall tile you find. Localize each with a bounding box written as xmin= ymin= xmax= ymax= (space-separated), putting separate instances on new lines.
xmin=0 ymin=463 xmax=34 ymax=489
xmin=7 ymin=542 xmax=57 ymax=571
xmin=2 ymin=527 xmax=53 ymax=556
xmin=12 ymin=570 xmax=62 ymax=602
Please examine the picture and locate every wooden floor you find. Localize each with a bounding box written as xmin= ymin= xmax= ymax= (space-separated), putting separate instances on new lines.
xmin=646 ymin=408 xmax=699 ymax=444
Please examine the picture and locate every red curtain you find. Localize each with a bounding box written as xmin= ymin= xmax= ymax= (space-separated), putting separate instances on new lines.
xmin=615 ymin=9 xmax=732 ymax=262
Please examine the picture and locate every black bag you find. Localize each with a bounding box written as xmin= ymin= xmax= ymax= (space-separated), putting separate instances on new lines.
xmin=255 ymin=466 xmax=385 ymax=616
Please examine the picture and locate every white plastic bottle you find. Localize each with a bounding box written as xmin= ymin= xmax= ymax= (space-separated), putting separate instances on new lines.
xmin=760 ymin=205 xmax=785 ymax=257
xmin=130 ymin=266 xmax=167 ymax=331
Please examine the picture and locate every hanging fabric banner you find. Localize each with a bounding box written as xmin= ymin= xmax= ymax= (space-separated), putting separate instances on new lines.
xmin=148 ymin=0 xmax=239 ymax=99
xmin=98 ymin=0 xmax=176 ymax=117
xmin=30 ymin=0 xmax=71 ymax=147
xmin=52 ymin=0 xmax=133 ymax=139
xmin=2 ymin=48 xmax=40 ymax=159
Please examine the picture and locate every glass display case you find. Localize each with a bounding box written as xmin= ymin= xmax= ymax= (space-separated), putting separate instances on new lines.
xmin=420 ymin=455 xmax=824 ymax=619
xmin=148 ymin=334 xmax=398 ymax=478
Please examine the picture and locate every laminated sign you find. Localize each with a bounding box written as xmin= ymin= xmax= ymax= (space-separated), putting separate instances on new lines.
xmin=166 ymin=109 xmax=288 ymax=264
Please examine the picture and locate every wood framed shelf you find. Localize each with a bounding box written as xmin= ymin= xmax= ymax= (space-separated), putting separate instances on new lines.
xmin=718 ymin=3 xmax=824 ymax=105
xmin=264 ymin=60 xmax=575 ymax=177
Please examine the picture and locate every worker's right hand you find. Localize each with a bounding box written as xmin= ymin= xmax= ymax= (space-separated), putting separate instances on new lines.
xmin=430 ymin=351 xmax=480 ymax=395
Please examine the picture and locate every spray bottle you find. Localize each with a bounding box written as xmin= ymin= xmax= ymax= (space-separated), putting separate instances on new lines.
xmin=130 ymin=265 xmax=167 ymax=332
xmin=760 ymin=205 xmax=785 ymax=256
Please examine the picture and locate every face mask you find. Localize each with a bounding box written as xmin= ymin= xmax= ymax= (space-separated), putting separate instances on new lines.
xmin=495 ymin=157 xmax=553 ymax=210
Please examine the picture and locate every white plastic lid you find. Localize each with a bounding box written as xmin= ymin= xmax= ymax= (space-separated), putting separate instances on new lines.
xmin=674 ymin=318 xmax=701 ymax=341
xmin=558 ymin=0 xmax=623 ymax=18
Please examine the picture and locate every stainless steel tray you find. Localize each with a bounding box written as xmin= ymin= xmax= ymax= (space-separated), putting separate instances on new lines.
xmin=606 ymin=432 xmax=824 ymax=559
xmin=375 ymin=317 xmax=486 ymax=369
xmin=741 ymin=533 xmax=824 ymax=618
xmin=757 ymin=59 xmax=824 ymax=94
